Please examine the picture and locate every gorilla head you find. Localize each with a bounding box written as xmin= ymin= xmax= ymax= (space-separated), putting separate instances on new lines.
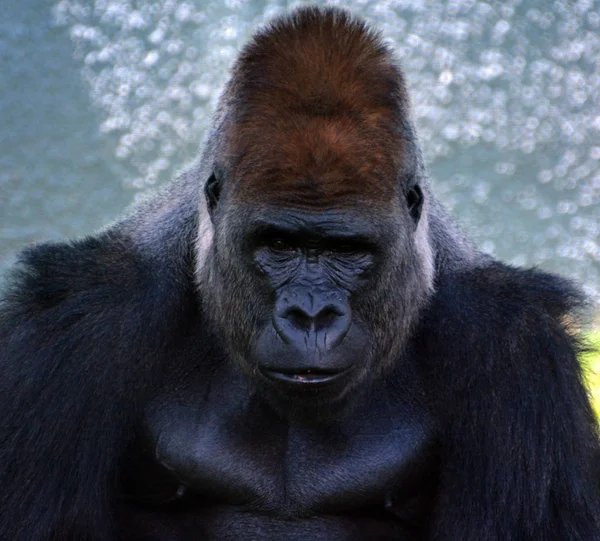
xmin=197 ymin=8 xmax=434 ymax=415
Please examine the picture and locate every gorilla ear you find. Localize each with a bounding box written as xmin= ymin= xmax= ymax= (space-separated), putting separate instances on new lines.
xmin=406 ymin=184 xmax=423 ymax=224
xmin=204 ymin=172 xmax=222 ymax=214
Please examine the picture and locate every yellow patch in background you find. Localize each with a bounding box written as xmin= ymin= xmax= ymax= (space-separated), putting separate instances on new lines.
xmin=582 ymin=331 xmax=600 ymax=420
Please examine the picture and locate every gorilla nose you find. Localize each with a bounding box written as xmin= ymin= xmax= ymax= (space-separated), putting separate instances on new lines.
xmin=284 ymin=304 xmax=342 ymax=333
xmin=274 ymin=290 xmax=351 ymax=351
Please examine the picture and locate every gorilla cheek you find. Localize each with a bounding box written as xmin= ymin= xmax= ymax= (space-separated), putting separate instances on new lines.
xmin=252 ymin=323 xmax=288 ymax=370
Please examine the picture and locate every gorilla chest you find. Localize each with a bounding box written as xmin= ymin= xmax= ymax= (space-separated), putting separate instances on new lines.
xmin=141 ymin=373 xmax=436 ymax=519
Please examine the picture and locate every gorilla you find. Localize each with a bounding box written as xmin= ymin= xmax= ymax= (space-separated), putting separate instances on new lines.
xmin=0 ymin=7 xmax=598 ymax=541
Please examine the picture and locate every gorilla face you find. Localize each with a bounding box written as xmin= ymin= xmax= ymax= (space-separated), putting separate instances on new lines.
xmin=202 ymin=172 xmax=429 ymax=415
xmin=247 ymin=207 xmax=381 ymax=386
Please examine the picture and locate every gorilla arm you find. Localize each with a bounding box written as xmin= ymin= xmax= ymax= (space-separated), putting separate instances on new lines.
xmin=0 ymin=170 xmax=205 ymax=541
xmin=421 ymin=262 xmax=600 ymax=540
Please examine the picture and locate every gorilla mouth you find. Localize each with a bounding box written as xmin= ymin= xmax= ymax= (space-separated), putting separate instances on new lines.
xmin=260 ymin=367 xmax=350 ymax=387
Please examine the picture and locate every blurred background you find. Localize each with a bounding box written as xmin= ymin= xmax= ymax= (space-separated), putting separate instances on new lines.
xmin=1 ymin=0 xmax=599 ymax=311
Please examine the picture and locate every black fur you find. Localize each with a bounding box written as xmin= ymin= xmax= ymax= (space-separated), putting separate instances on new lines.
xmin=1 ymin=7 xmax=599 ymax=541
xmin=419 ymin=265 xmax=600 ymax=540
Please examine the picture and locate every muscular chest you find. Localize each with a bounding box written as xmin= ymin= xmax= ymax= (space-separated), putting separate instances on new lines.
xmin=137 ymin=365 xmax=437 ymax=518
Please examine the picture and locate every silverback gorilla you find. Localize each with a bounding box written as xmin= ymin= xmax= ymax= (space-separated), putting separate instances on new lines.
xmin=1 ymin=7 xmax=599 ymax=541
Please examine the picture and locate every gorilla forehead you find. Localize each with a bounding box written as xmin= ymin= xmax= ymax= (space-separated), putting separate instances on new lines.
xmin=228 ymin=116 xmax=403 ymax=210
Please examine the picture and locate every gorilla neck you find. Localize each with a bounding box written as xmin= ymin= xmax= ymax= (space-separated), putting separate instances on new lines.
xmin=258 ymin=382 xmax=369 ymax=425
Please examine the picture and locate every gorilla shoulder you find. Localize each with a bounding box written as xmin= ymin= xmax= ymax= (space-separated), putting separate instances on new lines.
xmin=3 ymin=233 xmax=189 ymax=324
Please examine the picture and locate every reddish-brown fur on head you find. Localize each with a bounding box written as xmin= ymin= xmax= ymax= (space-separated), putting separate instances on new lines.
xmin=222 ymin=7 xmax=410 ymax=210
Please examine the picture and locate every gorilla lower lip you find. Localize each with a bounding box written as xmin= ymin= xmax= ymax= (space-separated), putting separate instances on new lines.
xmin=262 ymin=368 xmax=348 ymax=386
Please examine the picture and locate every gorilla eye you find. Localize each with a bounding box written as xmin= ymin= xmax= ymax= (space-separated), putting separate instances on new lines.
xmin=268 ymin=239 xmax=296 ymax=253
xmin=334 ymin=243 xmax=357 ymax=254
xmin=406 ymin=184 xmax=423 ymax=223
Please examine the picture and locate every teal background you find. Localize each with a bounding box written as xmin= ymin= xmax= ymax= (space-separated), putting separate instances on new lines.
xmin=1 ymin=0 xmax=599 ymax=305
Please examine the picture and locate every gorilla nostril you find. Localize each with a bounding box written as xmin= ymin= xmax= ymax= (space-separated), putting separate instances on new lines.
xmin=275 ymin=291 xmax=351 ymax=348
xmin=284 ymin=307 xmax=313 ymax=332
xmin=314 ymin=306 xmax=344 ymax=332
xmin=282 ymin=303 xmax=348 ymax=335
xmin=282 ymin=305 xmax=346 ymax=333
